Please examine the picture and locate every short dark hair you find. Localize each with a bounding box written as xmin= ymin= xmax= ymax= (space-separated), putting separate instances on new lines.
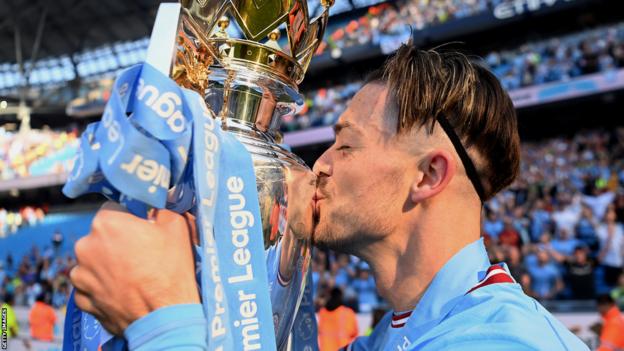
xmin=367 ymin=44 xmax=520 ymax=200
xmin=597 ymin=294 xmax=615 ymax=306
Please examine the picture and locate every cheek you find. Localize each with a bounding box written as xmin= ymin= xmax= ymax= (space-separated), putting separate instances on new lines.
xmin=337 ymin=157 xmax=404 ymax=210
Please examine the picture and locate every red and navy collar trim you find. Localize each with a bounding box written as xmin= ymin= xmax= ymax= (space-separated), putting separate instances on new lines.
xmin=466 ymin=263 xmax=515 ymax=295
xmin=391 ymin=310 xmax=412 ymax=328
xmin=387 ymin=264 xmax=514 ymax=330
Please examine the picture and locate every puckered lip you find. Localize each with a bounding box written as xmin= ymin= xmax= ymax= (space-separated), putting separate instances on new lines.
xmin=313 ymin=190 xmax=326 ymax=219
xmin=313 ymin=190 xmax=327 ymax=204
xmin=312 ymin=192 xmax=324 ymax=202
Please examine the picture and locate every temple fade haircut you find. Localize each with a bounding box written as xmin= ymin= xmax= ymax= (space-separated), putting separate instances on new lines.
xmin=367 ymin=43 xmax=520 ymax=201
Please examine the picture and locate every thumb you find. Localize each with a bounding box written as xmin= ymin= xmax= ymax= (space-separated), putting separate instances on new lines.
xmin=152 ymin=209 xmax=201 ymax=260
xmin=153 ymin=209 xmax=190 ymax=237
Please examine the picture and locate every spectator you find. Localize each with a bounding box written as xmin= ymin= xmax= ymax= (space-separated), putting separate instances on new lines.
xmin=565 ymin=246 xmax=595 ymax=299
xmin=597 ymin=208 xmax=624 ymax=287
xmin=483 ymin=209 xmax=505 ymax=241
xmin=317 ymin=287 xmax=359 ymax=351
xmin=332 ymin=254 xmax=355 ymax=289
xmin=584 ymin=190 xmax=616 ymax=222
xmin=551 ymin=228 xmax=581 ymax=259
xmin=595 ymin=294 xmax=624 ymax=351
xmin=610 ymin=273 xmax=624 ymax=310
xmin=505 ymin=246 xmax=531 ymax=293
xmin=527 ymin=249 xmax=564 ymax=300
xmin=351 ymin=266 xmax=378 ymax=313
xmin=28 ymin=292 xmax=57 ymax=342
xmin=552 ymin=195 xmax=581 ymax=235
xmin=576 ymin=205 xmax=599 ymax=252
xmin=530 ymin=200 xmax=551 ymax=243
xmin=499 ymin=217 xmax=523 ymax=249
xmin=52 ymin=229 xmax=63 ymax=255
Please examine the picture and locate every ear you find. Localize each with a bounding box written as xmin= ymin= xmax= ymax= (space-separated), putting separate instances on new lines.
xmin=410 ymin=149 xmax=457 ymax=203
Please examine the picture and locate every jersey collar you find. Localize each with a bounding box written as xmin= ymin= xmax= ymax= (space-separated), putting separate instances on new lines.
xmin=409 ymin=238 xmax=491 ymax=326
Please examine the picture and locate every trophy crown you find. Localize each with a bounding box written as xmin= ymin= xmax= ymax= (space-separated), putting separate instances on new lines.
xmin=179 ymin=0 xmax=332 ymax=88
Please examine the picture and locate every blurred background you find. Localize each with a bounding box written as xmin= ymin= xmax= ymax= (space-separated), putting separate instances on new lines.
xmin=2 ymin=0 xmax=624 ymax=350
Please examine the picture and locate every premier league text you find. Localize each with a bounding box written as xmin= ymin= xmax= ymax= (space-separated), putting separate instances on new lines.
xmin=226 ymin=176 xmax=261 ymax=350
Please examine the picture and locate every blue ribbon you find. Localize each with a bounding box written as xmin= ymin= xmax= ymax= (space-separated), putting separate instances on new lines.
xmin=62 ymin=63 xmax=317 ymax=350
xmin=291 ymin=268 xmax=319 ymax=351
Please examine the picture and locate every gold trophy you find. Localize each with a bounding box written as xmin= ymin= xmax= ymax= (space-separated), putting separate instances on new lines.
xmin=143 ymin=0 xmax=332 ymax=349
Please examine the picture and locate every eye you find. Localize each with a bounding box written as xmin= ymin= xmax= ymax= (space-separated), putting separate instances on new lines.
xmin=336 ymin=145 xmax=351 ymax=151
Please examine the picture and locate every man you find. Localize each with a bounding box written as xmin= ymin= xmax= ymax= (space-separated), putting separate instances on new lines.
xmin=565 ymin=246 xmax=595 ymax=300
xmin=318 ymin=287 xmax=359 ymax=350
xmin=70 ymin=45 xmax=588 ymax=350
xmin=595 ymin=294 xmax=624 ymax=351
xmin=29 ymin=292 xmax=57 ymax=342
xmin=526 ymin=248 xmax=563 ymax=300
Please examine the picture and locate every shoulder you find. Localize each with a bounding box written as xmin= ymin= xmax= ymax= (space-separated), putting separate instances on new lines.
xmin=338 ymin=305 xmax=356 ymax=317
xmin=422 ymin=284 xmax=589 ymax=351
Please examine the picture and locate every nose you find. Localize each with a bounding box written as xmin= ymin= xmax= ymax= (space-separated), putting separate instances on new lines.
xmin=312 ymin=150 xmax=332 ymax=178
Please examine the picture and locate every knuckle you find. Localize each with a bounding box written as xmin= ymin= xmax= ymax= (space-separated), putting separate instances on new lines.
xmin=74 ymin=237 xmax=90 ymax=262
xmin=73 ymin=291 xmax=93 ymax=313
xmin=69 ymin=267 xmax=80 ymax=287
xmin=91 ymin=213 xmax=106 ymax=233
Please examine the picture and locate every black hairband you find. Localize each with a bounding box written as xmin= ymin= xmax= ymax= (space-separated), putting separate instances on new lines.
xmin=435 ymin=114 xmax=486 ymax=203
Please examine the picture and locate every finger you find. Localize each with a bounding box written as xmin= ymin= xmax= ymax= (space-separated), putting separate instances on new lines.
xmin=73 ymin=291 xmax=123 ymax=336
xmin=73 ymin=289 xmax=99 ymax=316
xmin=73 ymin=236 xmax=91 ymax=266
xmin=69 ymin=265 xmax=99 ymax=294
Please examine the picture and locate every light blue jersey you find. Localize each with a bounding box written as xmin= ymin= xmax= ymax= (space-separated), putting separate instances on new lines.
xmin=122 ymin=239 xmax=588 ymax=351
xmin=343 ymin=239 xmax=589 ymax=351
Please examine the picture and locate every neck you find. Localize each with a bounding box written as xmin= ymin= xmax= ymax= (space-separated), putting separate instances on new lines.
xmin=357 ymin=197 xmax=481 ymax=312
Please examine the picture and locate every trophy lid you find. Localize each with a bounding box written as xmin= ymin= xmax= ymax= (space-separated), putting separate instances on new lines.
xmin=178 ymin=0 xmax=333 ymax=89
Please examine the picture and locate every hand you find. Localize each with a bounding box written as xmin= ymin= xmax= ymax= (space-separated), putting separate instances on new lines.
xmin=70 ymin=202 xmax=199 ymax=335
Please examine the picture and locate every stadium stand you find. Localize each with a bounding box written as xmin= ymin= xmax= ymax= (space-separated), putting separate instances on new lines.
xmin=2 ymin=0 xmax=624 ymax=349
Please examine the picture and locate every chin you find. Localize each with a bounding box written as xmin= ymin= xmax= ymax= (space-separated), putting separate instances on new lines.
xmin=312 ymin=221 xmax=355 ymax=254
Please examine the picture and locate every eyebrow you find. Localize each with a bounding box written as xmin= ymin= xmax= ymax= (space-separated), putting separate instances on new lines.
xmin=333 ymin=121 xmax=362 ymax=137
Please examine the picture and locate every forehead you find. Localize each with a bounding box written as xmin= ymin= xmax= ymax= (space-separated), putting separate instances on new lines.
xmin=336 ymin=83 xmax=397 ymax=137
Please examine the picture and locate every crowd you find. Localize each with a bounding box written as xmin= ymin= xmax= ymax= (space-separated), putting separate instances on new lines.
xmin=0 ymin=127 xmax=80 ymax=182
xmin=284 ymin=21 xmax=624 ymax=132
xmin=311 ymin=128 xmax=624 ymax=315
xmin=317 ymin=0 xmax=495 ymax=56
xmin=0 ymin=229 xmax=71 ymax=310
xmin=2 ymin=127 xmax=624 ymax=346
xmin=0 ymin=206 xmax=47 ymax=238
xmin=488 ymin=22 xmax=624 ymax=90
